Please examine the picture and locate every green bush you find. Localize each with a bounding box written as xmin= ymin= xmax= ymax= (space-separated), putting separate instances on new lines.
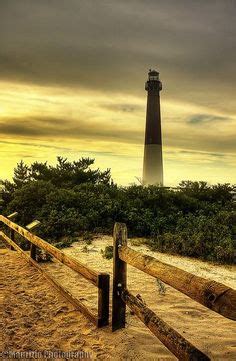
xmin=1 ymin=158 xmax=235 ymax=264
xmin=148 ymin=212 xmax=235 ymax=263
xmin=101 ymin=246 xmax=113 ymax=259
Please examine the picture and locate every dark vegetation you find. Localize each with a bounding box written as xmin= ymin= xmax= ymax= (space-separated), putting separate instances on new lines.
xmin=0 ymin=157 xmax=235 ymax=264
xmin=101 ymin=246 xmax=114 ymax=260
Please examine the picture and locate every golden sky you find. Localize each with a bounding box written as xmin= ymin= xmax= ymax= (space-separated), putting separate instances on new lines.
xmin=0 ymin=1 xmax=235 ymax=185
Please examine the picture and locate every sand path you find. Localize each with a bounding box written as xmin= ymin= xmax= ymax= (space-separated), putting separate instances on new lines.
xmin=1 ymin=237 xmax=236 ymax=360
xmin=0 ymin=249 xmax=115 ymax=359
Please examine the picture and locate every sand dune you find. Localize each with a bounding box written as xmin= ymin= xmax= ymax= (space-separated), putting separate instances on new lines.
xmin=1 ymin=236 xmax=236 ymax=360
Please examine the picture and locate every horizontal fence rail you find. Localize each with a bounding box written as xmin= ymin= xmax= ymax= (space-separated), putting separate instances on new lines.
xmin=112 ymin=222 xmax=236 ymax=360
xmin=121 ymin=289 xmax=209 ymax=361
xmin=0 ymin=215 xmax=98 ymax=285
xmin=118 ymin=245 xmax=236 ymax=321
xmin=0 ymin=231 xmax=97 ymax=324
xmin=0 ymin=214 xmax=109 ymax=328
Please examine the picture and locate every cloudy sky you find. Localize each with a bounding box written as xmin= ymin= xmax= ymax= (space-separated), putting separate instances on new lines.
xmin=0 ymin=0 xmax=235 ymax=185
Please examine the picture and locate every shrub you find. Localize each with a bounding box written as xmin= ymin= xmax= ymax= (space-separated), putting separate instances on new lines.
xmin=1 ymin=157 xmax=235 ymax=264
xmin=148 ymin=212 xmax=235 ymax=263
xmin=101 ymin=246 xmax=113 ymax=259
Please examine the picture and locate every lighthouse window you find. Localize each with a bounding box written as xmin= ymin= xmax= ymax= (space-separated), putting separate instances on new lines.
xmin=149 ymin=75 xmax=158 ymax=81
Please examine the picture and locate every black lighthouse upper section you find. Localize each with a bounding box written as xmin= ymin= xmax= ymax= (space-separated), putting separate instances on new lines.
xmin=143 ymin=69 xmax=163 ymax=186
xmin=144 ymin=69 xmax=162 ymax=145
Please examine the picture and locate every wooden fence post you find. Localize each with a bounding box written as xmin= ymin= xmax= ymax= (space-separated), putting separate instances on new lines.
xmin=97 ymin=273 xmax=110 ymax=328
xmin=26 ymin=220 xmax=41 ymax=261
xmin=112 ymin=222 xmax=127 ymax=331
xmin=7 ymin=212 xmax=18 ymax=250
xmin=30 ymin=243 xmax=37 ymax=260
xmin=10 ymin=229 xmax=15 ymax=250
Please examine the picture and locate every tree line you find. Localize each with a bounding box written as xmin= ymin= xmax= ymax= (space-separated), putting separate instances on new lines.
xmin=0 ymin=157 xmax=235 ymax=263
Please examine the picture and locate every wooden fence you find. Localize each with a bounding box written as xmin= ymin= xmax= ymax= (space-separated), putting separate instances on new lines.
xmin=0 ymin=214 xmax=109 ymax=328
xmin=1 ymin=215 xmax=236 ymax=359
xmin=112 ymin=222 xmax=236 ymax=360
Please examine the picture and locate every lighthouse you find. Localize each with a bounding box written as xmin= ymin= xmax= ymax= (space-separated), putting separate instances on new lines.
xmin=142 ymin=69 xmax=163 ymax=186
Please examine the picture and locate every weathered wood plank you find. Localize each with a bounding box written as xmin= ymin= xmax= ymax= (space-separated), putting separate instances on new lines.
xmin=9 ymin=229 xmax=15 ymax=251
xmin=122 ymin=289 xmax=210 ymax=361
xmin=7 ymin=213 xmax=18 ymax=251
xmin=0 ymin=231 xmax=97 ymax=325
xmin=97 ymin=273 xmax=110 ymax=328
xmin=30 ymin=243 xmax=37 ymax=260
xmin=119 ymin=245 xmax=236 ymax=321
xmin=112 ymin=222 xmax=127 ymax=331
xmin=7 ymin=212 xmax=18 ymax=220
xmin=26 ymin=220 xmax=41 ymax=231
xmin=0 ymin=215 xmax=99 ymax=286
xmin=26 ymin=220 xmax=41 ymax=261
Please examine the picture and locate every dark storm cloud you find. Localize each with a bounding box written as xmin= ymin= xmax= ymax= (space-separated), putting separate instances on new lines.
xmin=0 ymin=116 xmax=142 ymax=143
xmin=0 ymin=0 xmax=235 ymax=111
xmin=1 ymin=115 xmax=236 ymax=155
xmin=178 ymin=150 xmax=225 ymax=158
xmin=165 ymin=129 xmax=236 ymax=154
xmin=99 ymin=103 xmax=143 ymax=113
xmin=188 ymin=114 xmax=228 ymax=125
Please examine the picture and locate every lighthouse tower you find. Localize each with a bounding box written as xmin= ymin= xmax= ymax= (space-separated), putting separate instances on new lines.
xmin=142 ymin=69 xmax=163 ymax=186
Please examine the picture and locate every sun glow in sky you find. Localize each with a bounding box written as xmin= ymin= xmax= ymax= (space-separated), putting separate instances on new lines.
xmin=0 ymin=1 xmax=236 ymax=185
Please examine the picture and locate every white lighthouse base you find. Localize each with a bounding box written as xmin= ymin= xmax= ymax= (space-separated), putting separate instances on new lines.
xmin=142 ymin=144 xmax=163 ymax=186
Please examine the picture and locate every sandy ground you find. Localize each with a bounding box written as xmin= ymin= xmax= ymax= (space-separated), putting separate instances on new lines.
xmin=1 ymin=236 xmax=236 ymax=360
xmin=0 ymin=249 xmax=115 ymax=359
